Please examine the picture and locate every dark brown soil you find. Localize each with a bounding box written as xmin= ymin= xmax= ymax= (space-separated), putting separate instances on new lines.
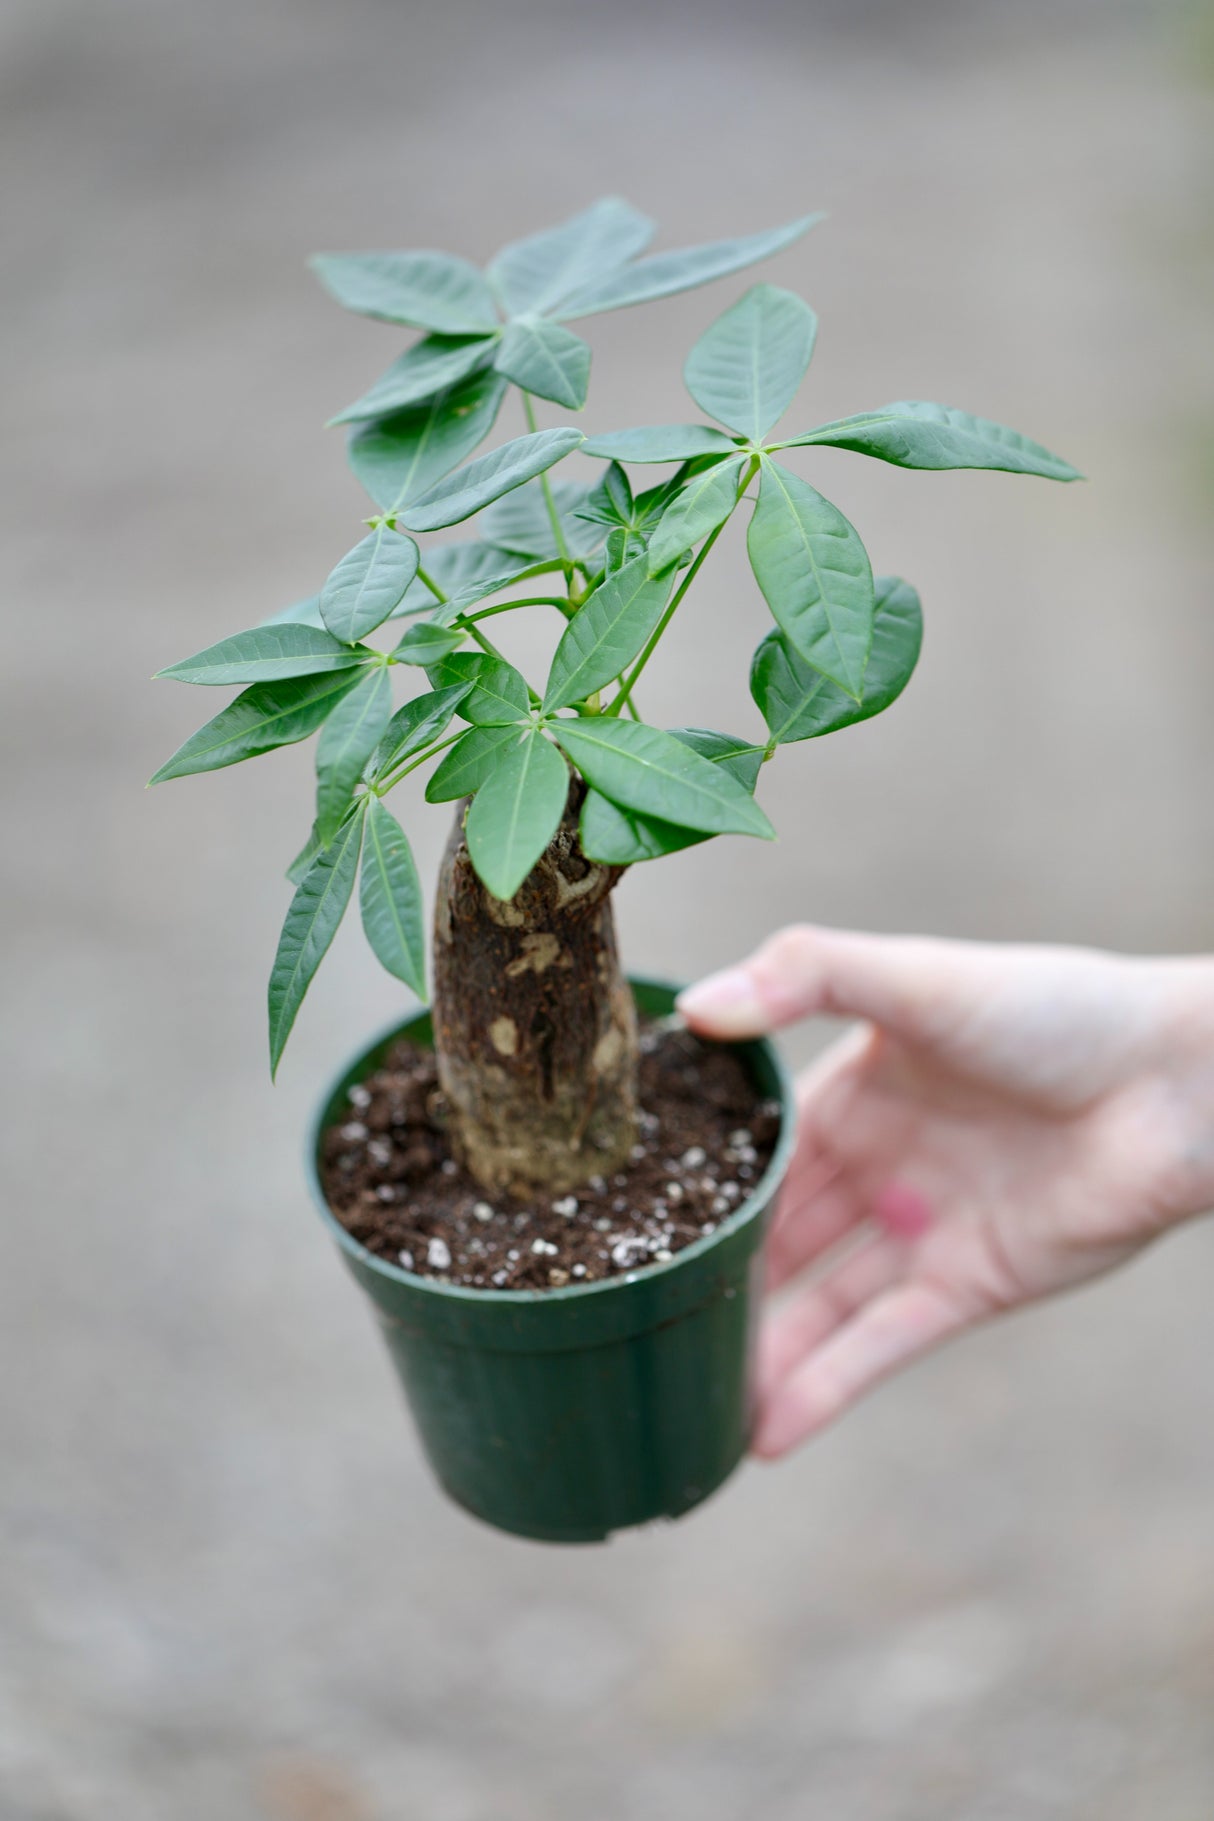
xmin=321 ymin=1020 xmax=781 ymax=1291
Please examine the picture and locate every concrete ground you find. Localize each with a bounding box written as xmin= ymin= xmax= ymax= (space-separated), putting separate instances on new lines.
xmin=3 ymin=1 xmax=1214 ymax=1815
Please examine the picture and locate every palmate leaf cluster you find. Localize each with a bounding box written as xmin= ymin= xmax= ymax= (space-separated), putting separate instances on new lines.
xmin=151 ymin=198 xmax=1081 ymax=1073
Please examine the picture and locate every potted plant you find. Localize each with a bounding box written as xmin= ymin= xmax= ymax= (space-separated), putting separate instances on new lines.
xmin=152 ymin=198 xmax=1079 ymax=1541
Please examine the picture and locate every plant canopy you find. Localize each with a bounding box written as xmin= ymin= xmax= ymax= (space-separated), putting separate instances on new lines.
xmin=152 ymin=199 xmax=1080 ymax=1074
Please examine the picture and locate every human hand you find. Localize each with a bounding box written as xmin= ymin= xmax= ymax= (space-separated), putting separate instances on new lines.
xmin=678 ymin=928 xmax=1214 ymax=1456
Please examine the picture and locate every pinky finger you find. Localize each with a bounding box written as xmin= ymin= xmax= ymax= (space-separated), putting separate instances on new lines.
xmin=752 ymin=1278 xmax=972 ymax=1458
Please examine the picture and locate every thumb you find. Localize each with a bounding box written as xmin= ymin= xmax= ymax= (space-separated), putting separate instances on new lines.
xmin=676 ymin=924 xmax=986 ymax=1044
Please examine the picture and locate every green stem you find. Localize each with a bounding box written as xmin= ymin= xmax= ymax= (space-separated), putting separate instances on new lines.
xmin=375 ymin=728 xmax=465 ymax=797
xmin=467 ymin=595 xmax=571 ymax=620
xmin=416 ymin=563 xmax=510 ymax=663
xmin=604 ymin=540 xmax=719 ymax=717
xmin=415 ymin=563 xmax=449 ymax=604
xmin=458 ymin=620 xmax=509 ymax=662
xmin=606 ymin=456 xmax=759 ymax=718
xmin=521 ymin=392 xmax=573 ymax=572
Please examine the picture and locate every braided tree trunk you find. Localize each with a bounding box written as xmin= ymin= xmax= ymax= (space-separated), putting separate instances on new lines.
xmin=431 ymin=781 xmax=639 ymax=1198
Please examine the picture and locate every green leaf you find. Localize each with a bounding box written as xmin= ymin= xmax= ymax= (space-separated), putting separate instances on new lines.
xmin=580 ymin=469 xmax=704 ymax=573
xmin=464 ymin=729 xmax=569 ymax=900
xmin=424 ymin=651 xmax=530 ymax=724
xmin=331 ymin=334 xmax=496 ymax=424
xmin=320 ymin=527 xmax=420 ymax=641
xmin=579 ymin=793 xmax=697 ymax=864
xmin=493 ymin=317 xmax=590 ymax=410
xmin=684 ymin=284 xmax=817 ymax=441
xmin=632 ymin=475 xmax=688 ymax=531
xmin=348 ymin=368 xmax=508 ymax=514
xmin=543 ymin=556 xmax=672 ymax=711
xmin=480 ymin=479 xmax=602 ymax=562
xmin=260 ymin=595 xmax=328 ymax=630
xmin=775 ymin=401 xmax=1082 ymax=480
xmin=391 ymin=622 xmax=464 ymax=665
xmin=403 ymin=428 xmax=585 ymax=532
xmin=157 ymin=623 xmax=370 ymax=687
xmin=369 ymin=681 xmax=474 ymax=779
xmin=671 ymin=726 xmax=765 ymax=790
xmin=315 ymin=666 xmax=392 ymax=842
xmin=360 ymin=798 xmax=426 ymax=996
xmin=489 ymin=198 xmax=655 ymax=316
xmin=752 ymin=574 xmax=922 ymax=744
xmin=600 ymin=526 xmax=648 ymax=574
xmin=150 ymin=670 xmax=365 ymax=784
xmin=310 ymin=250 xmax=498 ymax=334
xmin=574 ymin=462 xmax=634 ymax=529
xmin=647 ymin=457 xmax=745 ymax=574
xmin=551 ymin=718 xmax=774 ymax=839
xmin=268 ymin=804 xmax=364 ymax=1078
xmin=580 ymin=424 xmax=736 ymax=464
xmin=746 ymin=458 xmax=874 ymax=698
xmin=557 ymin=212 xmax=824 ymax=319
xmin=286 ymin=799 xmax=364 ymax=884
xmin=425 ymin=723 xmax=522 ymax=802
xmin=605 ymin=527 xmax=638 ymax=569
xmin=578 ymin=730 xmax=763 ymax=865
xmin=287 ymin=823 xmax=323 ymax=885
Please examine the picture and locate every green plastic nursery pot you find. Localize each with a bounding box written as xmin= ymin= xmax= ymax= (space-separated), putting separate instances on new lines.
xmin=308 ymin=979 xmax=794 ymax=1544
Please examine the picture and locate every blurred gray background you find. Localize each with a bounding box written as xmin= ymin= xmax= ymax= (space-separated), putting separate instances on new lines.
xmin=3 ymin=0 xmax=1214 ymax=1816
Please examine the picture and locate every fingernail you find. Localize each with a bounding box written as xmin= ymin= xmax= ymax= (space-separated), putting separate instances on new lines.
xmin=676 ymin=968 xmax=766 ymax=1035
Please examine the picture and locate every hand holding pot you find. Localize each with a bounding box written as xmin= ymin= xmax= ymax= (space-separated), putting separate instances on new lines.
xmin=679 ymin=929 xmax=1214 ymax=1457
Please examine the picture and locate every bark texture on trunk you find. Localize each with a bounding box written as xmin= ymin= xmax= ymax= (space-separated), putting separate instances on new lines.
xmin=432 ymin=783 xmax=639 ymax=1197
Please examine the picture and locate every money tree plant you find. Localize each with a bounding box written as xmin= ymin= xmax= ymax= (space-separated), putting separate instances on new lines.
xmin=152 ymin=199 xmax=1079 ymax=1198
